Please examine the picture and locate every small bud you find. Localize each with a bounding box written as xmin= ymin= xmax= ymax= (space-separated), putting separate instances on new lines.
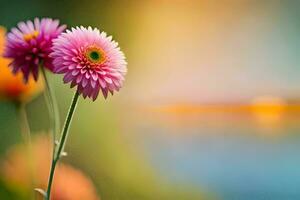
xmin=34 ymin=188 xmax=46 ymax=197
xmin=61 ymin=151 xmax=68 ymax=157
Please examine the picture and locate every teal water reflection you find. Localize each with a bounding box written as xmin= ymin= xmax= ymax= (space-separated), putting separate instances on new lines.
xmin=131 ymin=110 xmax=300 ymax=200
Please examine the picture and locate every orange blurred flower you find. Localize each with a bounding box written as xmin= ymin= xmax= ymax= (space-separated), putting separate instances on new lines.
xmin=1 ymin=135 xmax=100 ymax=200
xmin=0 ymin=26 xmax=43 ymax=103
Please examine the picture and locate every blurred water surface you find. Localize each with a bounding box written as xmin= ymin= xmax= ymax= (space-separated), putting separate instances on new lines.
xmin=126 ymin=107 xmax=300 ymax=200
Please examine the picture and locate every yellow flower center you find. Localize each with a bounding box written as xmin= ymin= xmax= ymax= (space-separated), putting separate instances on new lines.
xmin=85 ymin=47 xmax=106 ymax=65
xmin=23 ymin=30 xmax=39 ymax=42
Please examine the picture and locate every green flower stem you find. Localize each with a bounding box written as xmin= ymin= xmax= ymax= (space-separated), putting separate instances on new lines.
xmin=18 ymin=104 xmax=35 ymax=199
xmin=45 ymin=91 xmax=80 ymax=200
xmin=40 ymin=66 xmax=60 ymax=147
xmin=18 ymin=104 xmax=31 ymax=144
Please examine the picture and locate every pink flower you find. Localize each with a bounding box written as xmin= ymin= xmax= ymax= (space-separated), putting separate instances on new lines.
xmin=3 ymin=18 xmax=66 ymax=82
xmin=50 ymin=26 xmax=127 ymax=101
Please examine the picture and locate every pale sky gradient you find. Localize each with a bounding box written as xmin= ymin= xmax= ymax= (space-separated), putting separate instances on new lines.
xmin=122 ymin=1 xmax=300 ymax=104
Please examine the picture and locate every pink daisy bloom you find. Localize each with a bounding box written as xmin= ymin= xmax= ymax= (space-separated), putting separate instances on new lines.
xmin=3 ymin=18 xmax=66 ymax=82
xmin=50 ymin=26 xmax=127 ymax=101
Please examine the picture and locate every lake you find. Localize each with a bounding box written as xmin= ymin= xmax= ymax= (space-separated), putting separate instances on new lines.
xmin=128 ymin=106 xmax=300 ymax=199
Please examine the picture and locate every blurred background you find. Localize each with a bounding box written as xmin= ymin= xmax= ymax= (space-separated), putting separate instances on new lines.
xmin=1 ymin=0 xmax=300 ymax=199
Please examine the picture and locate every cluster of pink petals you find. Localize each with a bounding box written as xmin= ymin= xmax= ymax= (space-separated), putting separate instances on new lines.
xmin=51 ymin=26 xmax=127 ymax=100
xmin=4 ymin=18 xmax=66 ymax=82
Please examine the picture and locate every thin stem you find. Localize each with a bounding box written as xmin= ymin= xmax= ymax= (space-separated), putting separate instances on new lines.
xmin=45 ymin=91 xmax=80 ymax=200
xmin=40 ymin=66 xmax=60 ymax=148
xmin=18 ymin=104 xmax=31 ymax=144
xmin=18 ymin=104 xmax=35 ymax=199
